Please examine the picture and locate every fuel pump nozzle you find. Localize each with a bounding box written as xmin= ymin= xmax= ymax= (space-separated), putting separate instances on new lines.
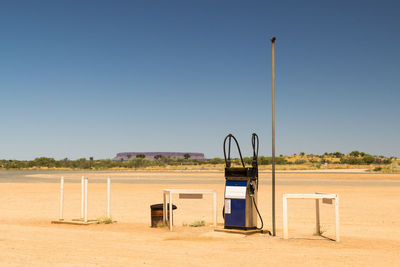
xmin=251 ymin=133 xmax=259 ymax=190
xmin=251 ymin=133 xmax=259 ymax=169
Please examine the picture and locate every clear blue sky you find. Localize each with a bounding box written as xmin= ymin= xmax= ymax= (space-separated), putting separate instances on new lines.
xmin=1 ymin=0 xmax=399 ymax=160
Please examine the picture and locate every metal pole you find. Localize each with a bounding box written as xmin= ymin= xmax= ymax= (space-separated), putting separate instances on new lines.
xmin=107 ymin=176 xmax=111 ymax=218
xmin=59 ymin=176 xmax=64 ymax=221
xmin=271 ymin=36 xmax=276 ymax=236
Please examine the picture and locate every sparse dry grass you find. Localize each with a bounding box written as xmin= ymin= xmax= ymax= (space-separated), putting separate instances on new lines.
xmin=96 ymin=216 xmax=114 ymax=224
xmin=189 ymin=220 xmax=206 ymax=227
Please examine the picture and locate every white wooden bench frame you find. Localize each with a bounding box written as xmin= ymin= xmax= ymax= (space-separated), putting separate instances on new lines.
xmin=163 ymin=189 xmax=217 ymax=231
xmin=283 ymin=193 xmax=340 ymax=242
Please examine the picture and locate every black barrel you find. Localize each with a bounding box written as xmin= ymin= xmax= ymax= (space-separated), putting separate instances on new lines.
xmin=150 ymin=203 xmax=177 ymax=228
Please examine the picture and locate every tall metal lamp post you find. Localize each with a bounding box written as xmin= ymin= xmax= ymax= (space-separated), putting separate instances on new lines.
xmin=270 ymin=36 xmax=276 ymax=236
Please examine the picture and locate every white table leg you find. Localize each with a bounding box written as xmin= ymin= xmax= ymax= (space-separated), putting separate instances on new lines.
xmin=169 ymin=193 xmax=173 ymax=231
xmin=315 ymin=199 xmax=320 ymax=235
xmin=163 ymin=192 xmax=166 ymax=224
xmin=81 ymin=176 xmax=84 ymax=219
xmin=283 ymin=196 xmax=288 ymax=239
xmin=84 ymin=178 xmax=88 ymax=223
xmin=107 ymin=177 xmax=111 ymax=218
xmin=59 ymin=176 xmax=64 ymax=221
xmin=335 ymin=196 xmax=340 ymax=242
xmin=213 ymin=192 xmax=217 ymax=226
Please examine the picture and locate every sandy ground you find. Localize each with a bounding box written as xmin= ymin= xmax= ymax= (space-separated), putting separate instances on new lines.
xmin=0 ymin=171 xmax=400 ymax=266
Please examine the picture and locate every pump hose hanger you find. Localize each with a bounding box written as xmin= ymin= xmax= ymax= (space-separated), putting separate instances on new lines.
xmin=223 ymin=133 xmax=263 ymax=230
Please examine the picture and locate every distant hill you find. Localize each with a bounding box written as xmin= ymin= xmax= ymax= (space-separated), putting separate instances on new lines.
xmin=113 ymin=152 xmax=205 ymax=161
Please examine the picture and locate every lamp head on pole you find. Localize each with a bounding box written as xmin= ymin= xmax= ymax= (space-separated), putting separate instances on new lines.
xmin=270 ymin=37 xmax=276 ymax=43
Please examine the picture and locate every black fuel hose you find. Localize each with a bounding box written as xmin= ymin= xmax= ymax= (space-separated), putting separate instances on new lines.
xmin=252 ymin=195 xmax=263 ymax=230
xmin=250 ymin=133 xmax=263 ymax=230
xmin=223 ymin=134 xmax=245 ymax=168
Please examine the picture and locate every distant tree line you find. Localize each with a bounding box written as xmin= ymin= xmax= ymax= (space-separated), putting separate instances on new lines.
xmin=338 ymin=151 xmax=392 ymax=165
xmin=0 ymin=151 xmax=393 ymax=170
xmin=298 ymin=150 xmax=393 ymax=165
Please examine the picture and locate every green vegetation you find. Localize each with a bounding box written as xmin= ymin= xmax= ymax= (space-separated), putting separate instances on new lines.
xmin=294 ymin=159 xmax=307 ymax=165
xmin=0 ymin=151 xmax=395 ymax=170
xmin=373 ymin=167 xmax=382 ymax=172
xmin=96 ymin=216 xmax=113 ymax=224
xmin=188 ymin=220 xmax=206 ymax=227
xmin=339 ymin=152 xmax=391 ymax=165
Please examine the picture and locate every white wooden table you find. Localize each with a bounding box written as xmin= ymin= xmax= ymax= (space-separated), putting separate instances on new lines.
xmin=283 ymin=193 xmax=340 ymax=242
xmin=163 ymin=189 xmax=217 ymax=231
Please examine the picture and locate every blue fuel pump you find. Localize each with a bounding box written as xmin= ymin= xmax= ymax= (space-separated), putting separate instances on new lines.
xmin=223 ymin=133 xmax=263 ymax=230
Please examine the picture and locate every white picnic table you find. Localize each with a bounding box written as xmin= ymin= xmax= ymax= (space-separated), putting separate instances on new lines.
xmin=163 ymin=189 xmax=217 ymax=231
xmin=283 ymin=193 xmax=340 ymax=241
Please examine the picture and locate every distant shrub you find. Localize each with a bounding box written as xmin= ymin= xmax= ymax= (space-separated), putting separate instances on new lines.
xmin=209 ymin=157 xmax=225 ymax=164
xmin=373 ymin=167 xmax=382 ymax=172
xmin=154 ymin=155 xmax=163 ymax=160
xmin=258 ymin=156 xmax=272 ymax=165
xmin=276 ymin=157 xmax=287 ymax=165
xmin=332 ymin=152 xmax=343 ymax=158
xmin=340 ymin=157 xmax=363 ymax=165
xmin=294 ymin=159 xmax=307 ymax=164
xmin=349 ymin=151 xmax=360 ymax=157
xmin=189 ymin=220 xmax=205 ymax=227
xmin=362 ymin=155 xmax=376 ymax=164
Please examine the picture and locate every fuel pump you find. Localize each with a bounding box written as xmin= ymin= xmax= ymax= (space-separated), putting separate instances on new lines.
xmin=223 ymin=133 xmax=263 ymax=230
